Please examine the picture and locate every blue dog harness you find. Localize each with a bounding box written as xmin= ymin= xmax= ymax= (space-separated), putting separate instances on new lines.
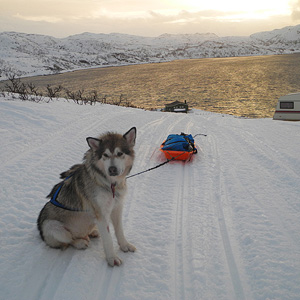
xmin=49 ymin=175 xmax=81 ymax=211
xmin=49 ymin=175 xmax=117 ymax=211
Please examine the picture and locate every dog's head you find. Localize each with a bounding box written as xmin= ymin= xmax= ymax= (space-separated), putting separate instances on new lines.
xmin=86 ymin=127 xmax=136 ymax=180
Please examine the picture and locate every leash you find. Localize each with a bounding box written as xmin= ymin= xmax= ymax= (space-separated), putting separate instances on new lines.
xmin=126 ymin=157 xmax=175 ymax=179
xmin=193 ymin=133 xmax=207 ymax=138
xmin=126 ymin=151 xmax=188 ymax=179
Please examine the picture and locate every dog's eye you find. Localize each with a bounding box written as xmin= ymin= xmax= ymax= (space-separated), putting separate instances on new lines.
xmin=103 ymin=153 xmax=109 ymax=158
xmin=117 ymin=152 xmax=123 ymax=157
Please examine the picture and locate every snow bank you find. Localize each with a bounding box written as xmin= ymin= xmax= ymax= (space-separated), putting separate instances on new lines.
xmin=0 ymin=96 xmax=299 ymax=300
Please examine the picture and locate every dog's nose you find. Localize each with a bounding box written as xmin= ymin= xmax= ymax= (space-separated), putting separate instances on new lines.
xmin=108 ymin=166 xmax=118 ymax=176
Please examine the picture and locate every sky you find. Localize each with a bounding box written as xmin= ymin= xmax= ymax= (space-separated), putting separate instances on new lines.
xmin=1 ymin=0 xmax=300 ymax=38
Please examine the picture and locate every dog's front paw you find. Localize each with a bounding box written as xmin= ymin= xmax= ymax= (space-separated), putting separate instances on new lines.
xmin=107 ymin=256 xmax=123 ymax=267
xmin=120 ymin=242 xmax=136 ymax=253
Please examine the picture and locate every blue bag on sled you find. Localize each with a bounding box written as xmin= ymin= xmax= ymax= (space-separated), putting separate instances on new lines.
xmin=160 ymin=133 xmax=197 ymax=160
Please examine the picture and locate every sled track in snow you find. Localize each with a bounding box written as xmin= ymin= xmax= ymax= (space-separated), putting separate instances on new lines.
xmin=171 ymin=119 xmax=197 ymax=300
xmin=123 ymin=113 xmax=176 ymax=222
xmin=20 ymin=250 xmax=74 ymax=300
xmin=173 ymin=161 xmax=199 ymax=300
xmin=93 ymin=265 xmax=123 ymax=300
xmin=129 ymin=114 xmax=198 ymax=300
xmin=210 ymin=135 xmax=246 ymax=300
xmin=219 ymin=123 xmax=300 ymax=243
xmin=174 ymin=163 xmax=186 ymax=300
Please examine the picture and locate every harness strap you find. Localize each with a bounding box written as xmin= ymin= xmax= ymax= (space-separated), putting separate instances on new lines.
xmin=50 ymin=176 xmax=117 ymax=211
xmin=49 ymin=175 xmax=81 ymax=211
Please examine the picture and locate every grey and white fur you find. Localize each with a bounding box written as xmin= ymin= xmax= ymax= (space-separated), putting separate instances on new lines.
xmin=37 ymin=127 xmax=137 ymax=267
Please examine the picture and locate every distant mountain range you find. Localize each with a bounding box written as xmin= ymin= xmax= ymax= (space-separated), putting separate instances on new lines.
xmin=1 ymin=24 xmax=300 ymax=79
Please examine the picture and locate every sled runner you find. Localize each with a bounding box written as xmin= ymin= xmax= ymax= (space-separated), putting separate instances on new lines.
xmin=160 ymin=133 xmax=197 ymax=161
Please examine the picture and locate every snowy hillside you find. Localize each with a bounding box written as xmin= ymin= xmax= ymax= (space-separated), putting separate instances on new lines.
xmin=1 ymin=24 xmax=300 ymax=79
xmin=0 ymin=96 xmax=299 ymax=300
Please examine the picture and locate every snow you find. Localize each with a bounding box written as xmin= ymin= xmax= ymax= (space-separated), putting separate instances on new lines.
xmin=0 ymin=96 xmax=300 ymax=300
xmin=1 ymin=24 xmax=300 ymax=79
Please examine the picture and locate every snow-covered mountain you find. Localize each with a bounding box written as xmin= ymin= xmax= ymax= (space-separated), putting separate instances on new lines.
xmin=1 ymin=24 xmax=300 ymax=79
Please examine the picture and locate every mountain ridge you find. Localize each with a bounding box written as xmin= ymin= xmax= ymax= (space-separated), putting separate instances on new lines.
xmin=1 ymin=24 xmax=300 ymax=79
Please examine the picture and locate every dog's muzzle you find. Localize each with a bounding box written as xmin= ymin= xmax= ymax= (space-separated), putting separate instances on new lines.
xmin=108 ymin=166 xmax=118 ymax=176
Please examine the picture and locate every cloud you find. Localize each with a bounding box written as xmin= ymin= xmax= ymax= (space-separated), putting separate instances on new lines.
xmin=0 ymin=1 xmax=297 ymax=38
xmin=14 ymin=13 xmax=62 ymax=23
xmin=291 ymin=0 xmax=300 ymax=20
xmin=1 ymin=0 xmax=102 ymax=21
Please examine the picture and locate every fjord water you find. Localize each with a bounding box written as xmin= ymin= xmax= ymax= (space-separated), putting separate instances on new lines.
xmin=19 ymin=53 xmax=300 ymax=118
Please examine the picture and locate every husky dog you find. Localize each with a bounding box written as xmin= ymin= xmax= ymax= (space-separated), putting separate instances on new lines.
xmin=37 ymin=127 xmax=137 ymax=267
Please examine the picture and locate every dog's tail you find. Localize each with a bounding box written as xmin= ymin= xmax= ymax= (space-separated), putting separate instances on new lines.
xmin=60 ymin=164 xmax=82 ymax=179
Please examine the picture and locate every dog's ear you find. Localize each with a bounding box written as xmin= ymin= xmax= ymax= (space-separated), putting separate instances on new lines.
xmin=123 ymin=127 xmax=136 ymax=147
xmin=86 ymin=137 xmax=101 ymax=151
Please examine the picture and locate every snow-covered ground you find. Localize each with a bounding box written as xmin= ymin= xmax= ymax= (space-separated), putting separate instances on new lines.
xmin=0 ymin=96 xmax=299 ymax=300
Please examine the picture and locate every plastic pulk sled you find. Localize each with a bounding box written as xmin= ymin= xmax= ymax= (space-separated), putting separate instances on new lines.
xmin=160 ymin=133 xmax=197 ymax=161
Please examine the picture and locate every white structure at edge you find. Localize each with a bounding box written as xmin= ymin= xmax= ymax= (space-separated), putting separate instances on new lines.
xmin=273 ymin=92 xmax=300 ymax=121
